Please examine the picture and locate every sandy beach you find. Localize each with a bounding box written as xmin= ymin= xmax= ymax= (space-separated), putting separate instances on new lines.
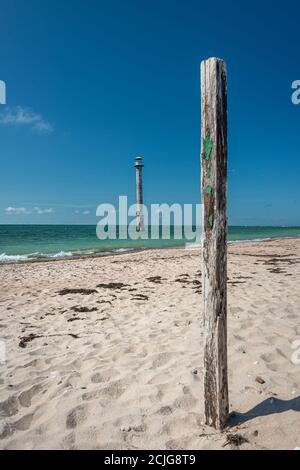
xmin=0 ymin=238 xmax=299 ymax=450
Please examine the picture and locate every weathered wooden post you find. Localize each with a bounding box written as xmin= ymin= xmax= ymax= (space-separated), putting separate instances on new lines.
xmin=200 ymin=57 xmax=229 ymax=429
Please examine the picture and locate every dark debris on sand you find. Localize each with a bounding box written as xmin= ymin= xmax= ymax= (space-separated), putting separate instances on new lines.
xmin=147 ymin=276 xmax=164 ymax=284
xmin=223 ymin=433 xmax=249 ymax=448
xmin=58 ymin=288 xmax=98 ymax=296
xmin=19 ymin=333 xmax=41 ymax=348
xmin=131 ymin=294 xmax=149 ymax=301
xmin=71 ymin=306 xmax=98 ymax=313
xmin=96 ymin=282 xmax=128 ymax=290
xmin=174 ymin=276 xmax=202 ymax=294
xmin=175 ymin=278 xmax=189 ymax=284
xmin=19 ymin=332 xmax=79 ymax=348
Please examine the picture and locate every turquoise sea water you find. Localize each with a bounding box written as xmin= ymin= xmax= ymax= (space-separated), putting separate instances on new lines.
xmin=0 ymin=225 xmax=299 ymax=263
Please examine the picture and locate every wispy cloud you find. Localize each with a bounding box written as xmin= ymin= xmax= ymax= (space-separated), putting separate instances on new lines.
xmin=5 ymin=207 xmax=30 ymax=215
xmin=75 ymin=209 xmax=91 ymax=215
xmin=5 ymin=206 xmax=54 ymax=215
xmin=32 ymin=207 xmax=54 ymax=214
xmin=0 ymin=106 xmax=53 ymax=134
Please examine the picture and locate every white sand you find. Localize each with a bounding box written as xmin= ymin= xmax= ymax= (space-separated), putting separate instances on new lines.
xmin=0 ymin=238 xmax=299 ymax=450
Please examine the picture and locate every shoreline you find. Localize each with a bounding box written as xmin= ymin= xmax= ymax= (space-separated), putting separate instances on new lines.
xmin=1 ymin=234 xmax=300 ymax=266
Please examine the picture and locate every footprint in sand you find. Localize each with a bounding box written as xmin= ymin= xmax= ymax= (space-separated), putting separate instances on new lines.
xmin=101 ymin=380 xmax=127 ymax=400
xmin=91 ymin=370 xmax=113 ymax=384
xmin=260 ymin=353 xmax=275 ymax=363
xmin=266 ymin=363 xmax=279 ymax=372
xmin=151 ymin=352 xmax=173 ymax=368
xmin=157 ymin=405 xmax=173 ymax=416
xmin=13 ymin=413 xmax=35 ymax=431
xmin=18 ymin=384 xmax=43 ymax=407
xmin=66 ymin=404 xmax=88 ymax=429
xmin=0 ymin=396 xmax=19 ymax=417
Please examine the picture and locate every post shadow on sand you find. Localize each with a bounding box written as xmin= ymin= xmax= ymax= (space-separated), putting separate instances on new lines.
xmin=228 ymin=395 xmax=300 ymax=426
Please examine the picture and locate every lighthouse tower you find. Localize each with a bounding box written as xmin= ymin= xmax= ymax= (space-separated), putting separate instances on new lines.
xmin=134 ymin=156 xmax=144 ymax=232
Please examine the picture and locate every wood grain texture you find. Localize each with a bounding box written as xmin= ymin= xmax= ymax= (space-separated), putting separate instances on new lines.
xmin=200 ymin=57 xmax=229 ymax=429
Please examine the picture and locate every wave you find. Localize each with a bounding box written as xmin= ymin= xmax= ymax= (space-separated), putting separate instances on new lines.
xmin=228 ymin=237 xmax=272 ymax=244
xmin=228 ymin=234 xmax=300 ymax=244
xmin=49 ymin=251 xmax=73 ymax=258
xmin=113 ymin=248 xmax=134 ymax=253
xmin=0 ymin=247 xmax=135 ymax=263
xmin=0 ymin=253 xmax=31 ymax=262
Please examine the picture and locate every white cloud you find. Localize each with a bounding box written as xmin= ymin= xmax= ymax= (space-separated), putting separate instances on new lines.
xmin=32 ymin=120 xmax=53 ymax=134
xmin=75 ymin=209 xmax=90 ymax=215
xmin=0 ymin=106 xmax=53 ymax=134
xmin=5 ymin=207 xmax=30 ymax=215
xmin=4 ymin=206 xmax=54 ymax=215
xmin=32 ymin=207 xmax=54 ymax=214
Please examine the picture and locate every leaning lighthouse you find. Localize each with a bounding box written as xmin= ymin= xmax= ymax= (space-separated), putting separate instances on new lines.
xmin=134 ymin=156 xmax=144 ymax=232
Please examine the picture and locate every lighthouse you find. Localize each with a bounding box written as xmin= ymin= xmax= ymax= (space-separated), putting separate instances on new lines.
xmin=134 ymin=156 xmax=144 ymax=232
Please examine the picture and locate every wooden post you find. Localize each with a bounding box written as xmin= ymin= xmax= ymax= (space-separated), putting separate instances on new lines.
xmin=200 ymin=57 xmax=229 ymax=429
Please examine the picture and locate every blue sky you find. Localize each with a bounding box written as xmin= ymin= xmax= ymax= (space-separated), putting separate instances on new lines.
xmin=0 ymin=0 xmax=299 ymax=225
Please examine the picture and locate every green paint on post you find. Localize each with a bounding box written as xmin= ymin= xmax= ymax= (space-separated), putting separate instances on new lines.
xmin=203 ymin=135 xmax=213 ymax=161
xmin=203 ymin=132 xmax=214 ymax=229
xmin=206 ymin=169 xmax=212 ymax=179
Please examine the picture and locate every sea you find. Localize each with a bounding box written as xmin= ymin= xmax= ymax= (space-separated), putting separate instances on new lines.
xmin=0 ymin=225 xmax=299 ymax=263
